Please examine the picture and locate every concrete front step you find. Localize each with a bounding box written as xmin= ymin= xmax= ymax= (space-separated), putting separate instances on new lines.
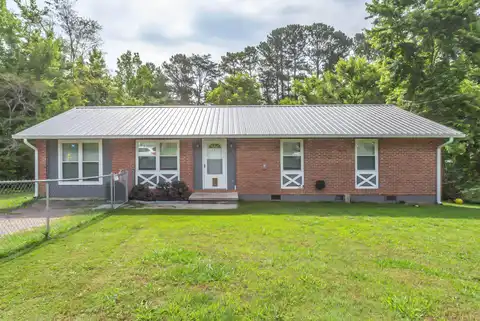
xmin=189 ymin=192 xmax=239 ymax=204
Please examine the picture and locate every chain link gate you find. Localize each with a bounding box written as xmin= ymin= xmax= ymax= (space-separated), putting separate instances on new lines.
xmin=0 ymin=170 xmax=132 ymax=258
xmin=111 ymin=170 xmax=130 ymax=207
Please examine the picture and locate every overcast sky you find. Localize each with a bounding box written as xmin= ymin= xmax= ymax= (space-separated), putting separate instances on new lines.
xmin=8 ymin=0 xmax=370 ymax=71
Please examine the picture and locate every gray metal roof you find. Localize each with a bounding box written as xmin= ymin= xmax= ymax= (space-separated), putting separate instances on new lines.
xmin=13 ymin=105 xmax=465 ymax=139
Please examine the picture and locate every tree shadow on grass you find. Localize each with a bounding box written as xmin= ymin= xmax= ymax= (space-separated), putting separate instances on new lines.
xmin=111 ymin=202 xmax=480 ymax=219
xmin=0 ymin=212 xmax=111 ymax=264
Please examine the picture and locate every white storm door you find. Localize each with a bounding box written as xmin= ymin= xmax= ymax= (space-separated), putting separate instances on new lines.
xmin=203 ymin=139 xmax=227 ymax=189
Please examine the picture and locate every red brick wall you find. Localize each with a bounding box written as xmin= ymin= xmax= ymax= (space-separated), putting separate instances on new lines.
xmin=110 ymin=139 xmax=136 ymax=189
xmin=36 ymin=140 xmax=47 ymax=196
xmin=180 ymin=139 xmax=194 ymax=189
xmin=111 ymin=139 xmax=135 ymax=173
xmin=377 ymin=138 xmax=440 ymax=195
xmin=236 ymin=138 xmax=442 ymax=196
xmin=236 ymin=139 xmax=283 ymax=194
xmin=304 ymin=139 xmax=355 ymax=194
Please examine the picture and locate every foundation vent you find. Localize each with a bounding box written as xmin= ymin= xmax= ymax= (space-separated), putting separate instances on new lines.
xmin=271 ymin=195 xmax=281 ymax=201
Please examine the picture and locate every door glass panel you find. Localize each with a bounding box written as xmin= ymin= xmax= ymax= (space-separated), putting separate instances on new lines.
xmin=207 ymin=159 xmax=223 ymax=174
xmin=207 ymin=145 xmax=222 ymax=159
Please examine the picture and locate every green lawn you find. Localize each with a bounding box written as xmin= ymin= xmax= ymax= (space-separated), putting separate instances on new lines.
xmin=0 ymin=203 xmax=479 ymax=320
xmin=0 ymin=193 xmax=34 ymax=211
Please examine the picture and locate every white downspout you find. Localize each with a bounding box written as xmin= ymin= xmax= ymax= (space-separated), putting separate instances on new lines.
xmin=23 ymin=139 xmax=39 ymax=198
xmin=437 ymin=137 xmax=454 ymax=204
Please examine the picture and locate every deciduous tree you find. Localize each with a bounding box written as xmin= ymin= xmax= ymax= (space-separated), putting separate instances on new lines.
xmin=206 ymin=73 xmax=262 ymax=105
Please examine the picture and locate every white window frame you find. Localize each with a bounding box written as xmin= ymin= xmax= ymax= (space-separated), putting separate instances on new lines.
xmin=280 ymin=139 xmax=304 ymax=189
xmin=58 ymin=140 xmax=103 ymax=186
xmin=355 ymin=139 xmax=379 ymax=189
xmin=135 ymin=140 xmax=180 ymax=188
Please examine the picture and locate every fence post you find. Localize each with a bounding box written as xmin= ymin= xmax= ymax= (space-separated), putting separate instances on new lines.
xmin=113 ymin=173 xmax=116 ymax=205
xmin=110 ymin=173 xmax=114 ymax=209
xmin=45 ymin=182 xmax=50 ymax=238
xmin=46 ymin=182 xmax=50 ymax=211
xmin=125 ymin=170 xmax=129 ymax=203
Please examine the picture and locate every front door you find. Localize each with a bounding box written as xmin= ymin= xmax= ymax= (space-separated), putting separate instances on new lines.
xmin=203 ymin=139 xmax=227 ymax=189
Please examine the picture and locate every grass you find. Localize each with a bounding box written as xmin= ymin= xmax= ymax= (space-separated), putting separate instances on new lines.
xmin=0 ymin=202 xmax=479 ymax=320
xmin=0 ymin=193 xmax=34 ymax=211
xmin=444 ymin=202 xmax=480 ymax=210
xmin=0 ymin=211 xmax=107 ymax=258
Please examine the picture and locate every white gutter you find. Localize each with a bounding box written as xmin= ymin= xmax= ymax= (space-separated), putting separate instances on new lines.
xmin=23 ymin=139 xmax=38 ymax=198
xmin=12 ymin=134 xmax=465 ymax=140
xmin=437 ymin=137 xmax=454 ymax=204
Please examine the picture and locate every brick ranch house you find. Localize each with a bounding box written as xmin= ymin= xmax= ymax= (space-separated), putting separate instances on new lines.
xmin=13 ymin=105 xmax=464 ymax=203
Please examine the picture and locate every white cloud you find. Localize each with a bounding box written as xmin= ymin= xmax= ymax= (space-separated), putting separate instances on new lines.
xmin=8 ymin=0 xmax=371 ymax=70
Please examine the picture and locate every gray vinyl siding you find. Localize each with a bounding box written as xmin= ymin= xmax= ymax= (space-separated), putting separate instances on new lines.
xmin=47 ymin=139 xmax=112 ymax=198
xmin=193 ymin=139 xmax=236 ymax=190
xmin=193 ymin=139 xmax=202 ymax=190
xmin=227 ymin=139 xmax=236 ymax=190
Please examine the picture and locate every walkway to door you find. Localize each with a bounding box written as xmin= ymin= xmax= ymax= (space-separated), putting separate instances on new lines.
xmin=189 ymin=192 xmax=238 ymax=204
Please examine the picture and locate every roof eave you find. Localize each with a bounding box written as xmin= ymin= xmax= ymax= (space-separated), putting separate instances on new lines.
xmin=12 ymin=134 xmax=466 ymax=140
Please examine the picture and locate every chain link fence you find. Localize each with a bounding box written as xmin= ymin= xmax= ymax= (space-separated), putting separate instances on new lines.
xmin=0 ymin=170 xmax=130 ymax=258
